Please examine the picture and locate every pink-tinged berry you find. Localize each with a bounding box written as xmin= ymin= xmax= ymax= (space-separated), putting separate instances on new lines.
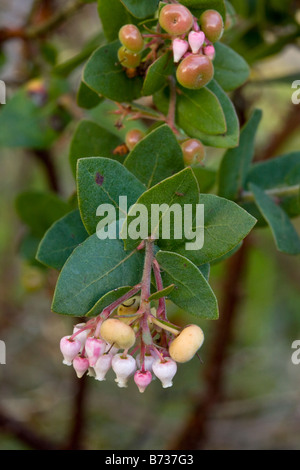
xmin=159 ymin=4 xmax=193 ymax=36
xmin=118 ymin=24 xmax=144 ymax=53
xmin=94 ymin=353 xmax=113 ymax=381
xmin=136 ymin=353 xmax=155 ymax=372
xmin=112 ymin=353 xmax=136 ymax=388
xmin=200 ymin=9 xmax=224 ymax=43
xmin=118 ymin=46 xmax=141 ymax=69
xmin=181 ymin=138 xmax=206 ymax=165
xmin=60 ymin=336 xmax=82 ymax=366
xmin=188 ymin=31 xmax=205 ymax=54
xmin=134 ymin=370 xmax=152 ymax=393
xmin=85 ymin=337 xmax=106 ymax=367
xmin=152 ymin=357 xmax=177 ymax=388
xmin=176 ymin=54 xmax=214 ymax=89
xmin=73 ymin=356 xmax=90 ymax=378
xmin=125 ymin=129 xmax=144 ymax=151
xmin=172 ymin=38 xmax=189 ymax=63
xmin=204 ymin=45 xmax=216 ymax=61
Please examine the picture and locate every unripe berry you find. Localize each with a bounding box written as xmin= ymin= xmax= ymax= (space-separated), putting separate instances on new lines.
xmin=112 ymin=353 xmax=136 ymax=388
xmin=119 ymin=24 xmax=144 ymax=53
xmin=125 ymin=129 xmax=144 ymax=151
xmin=200 ymin=9 xmax=224 ymax=43
xmin=188 ymin=31 xmax=205 ymax=54
xmin=60 ymin=336 xmax=82 ymax=366
xmin=134 ymin=370 xmax=152 ymax=393
xmin=85 ymin=337 xmax=106 ymax=366
xmin=152 ymin=357 xmax=177 ymax=388
xmin=73 ymin=356 xmax=89 ymax=378
xmin=176 ymin=54 xmax=214 ymax=89
xmin=100 ymin=318 xmax=136 ymax=350
xmin=94 ymin=353 xmax=113 ymax=381
xmin=169 ymin=325 xmax=204 ymax=363
xmin=159 ymin=4 xmax=193 ymax=36
xmin=118 ymin=46 xmax=141 ymax=69
xmin=181 ymin=139 xmax=206 ymax=165
xmin=172 ymin=38 xmax=189 ymax=63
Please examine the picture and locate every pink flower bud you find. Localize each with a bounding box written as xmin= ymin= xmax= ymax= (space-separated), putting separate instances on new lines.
xmin=188 ymin=31 xmax=205 ymax=54
xmin=85 ymin=337 xmax=106 ymax=367
xmin=94 ymin=353 xmax=113 ymax=381
xmin=193 ymin=19 xmax=200 ymax=32
xmin=136 ymin=353 xmax=155 ymax=372
xmin=173 ymin=38 xmax=189 ymax=63
xmin=60 ymin=336 xmax=82 ymax=366
xmin=204 ymin=45 xmax=216 ymax=61
xmin=134 ymin=370 xmax=152 ymax=393
xmin=112 ymin=353 xmax=136 ymax=388
xmin=152 ymin=357 xmax=177 ymax=388
xmin=73 ymin=323 xmax=90 ymax=350
xmin=73 ymin=356 xmax=89 ymax=378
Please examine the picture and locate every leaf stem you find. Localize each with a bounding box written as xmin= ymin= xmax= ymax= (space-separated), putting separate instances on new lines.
xmin=240 ymin=184 xmax=300 ymax=203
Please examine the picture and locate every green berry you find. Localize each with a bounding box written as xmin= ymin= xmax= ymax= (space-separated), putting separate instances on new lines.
xmin=118 ymin=46 xmax=141 ymax=69
xmin=181 ymin=139 xmax=206 ymax=165
xmin=159 ymin=4 xmax=193 ymax=36
xmin=125 ymin=129 xmax=144 ymax=151
xmin=176 ymin=54 xmax=214 ymax=90
xmin=119 ymin=24 xmax=144 ymax=53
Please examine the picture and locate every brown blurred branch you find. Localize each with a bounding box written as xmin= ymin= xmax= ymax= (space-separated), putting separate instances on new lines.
xmin=30 ymin=150 xmax=60 ymax=193
xmin=64 ymin=375 xmax=88 ymax=450
xmin=171 ymin=237 xmax=251 ymax=450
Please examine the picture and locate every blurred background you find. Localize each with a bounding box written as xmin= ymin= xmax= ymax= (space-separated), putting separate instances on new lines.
xmin=0 ymin=0 xmax=300 ymax=450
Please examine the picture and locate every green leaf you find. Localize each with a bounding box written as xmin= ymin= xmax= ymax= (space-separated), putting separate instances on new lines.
xmin=120 ymin=0 xmax=159 ymax=18
xmin=213 ymin=43 xmax=250 ymax=92
xmin=249 ymin=184 xmax=300 ymax=256
xmin=52 ymin=234 xmax=144 ymax=316
xmin=198 ymin=263 xmax=210 ymax=281
xmin=15 ymin=191 xmax=70 ymax=237
xmin=148 ymin=284 xmax=175 ymax=301
xmin=77 ymin=81 xmax=103 ymax=109
xmin=218 ymin=109 xmax=262 ymax=200
xmin=124 ymin=124 xmax=184 ymax=188
xmin=83 ymin=41 xmax=143 ymax=102
xmin=19 ymin=232 xmax=43 ymax=267
xmin=86 ymin=286 xmax=134 ymax=317
xmin=177 ymin=86 xmax=227 ymax=136
xmin=36 ymin=210 xmax=88 ymax=270
xmin=156 ymin=251 xmax=219 ymax=319
xmin=97 ymin=0 xmax=137 ymax=41
xmin=181 ymin=0 xmax=226 ymax=21
xmin=192 ymin=166 xmax=217 ymax=192
xmin=77 ymin=157 xmax=146 ymax=235
xmin=69 ymin=120 xmax=124 ymax=177
xmin=121 ymin=167 xmax=199 ymax=251
xmin=142 ymin=52 xmax=173 ymax=96
xmin=162 ymin=193 xmax=256 ymax=265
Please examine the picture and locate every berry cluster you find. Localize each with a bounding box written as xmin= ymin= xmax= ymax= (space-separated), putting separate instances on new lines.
xmin=60 ymin=294 xmax=204 ymax=393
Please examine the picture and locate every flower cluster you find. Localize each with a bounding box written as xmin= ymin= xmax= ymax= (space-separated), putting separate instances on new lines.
xmin=60 ymin=294 xmax=204 ymax=393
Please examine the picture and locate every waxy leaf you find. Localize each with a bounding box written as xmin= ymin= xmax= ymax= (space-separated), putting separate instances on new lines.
xmin=181 ymin=0 xmax=226 ymax=21
xmin=77 ymin=157 xmax=146 ymax=235
xmin=77 ymin=81 xmax=103 ymax=109
xmin=218 ymin=109 xmax=262 ymax=200
xmin=83 ymin=41 xmax=143 ymax=102
xmin=214 ymin=43 xmax=250 ymax=92
xmin=69 ymin=120 xmax=123 ymax=177
xmin=156 ymin=251 xmax=219 ymax=319
xmin=120 ymin=0 xmax=159 ymax=18
xmin=249 ymin=184 xmax=300 ymax=255
xmin=86 ymin=286 xmax=134 ymax=317
xmin=52 ymin=234 xmax=144 ymax=316
xmin=124 ymin=124 xmax=184 ymax=188
xmin=142 ymin=52 xmax=174 ymax=97
xmin=148 ymin=284 xmax=175 ymax=301
xmin=97 ymin=0 xmax=137 ymax=41
xmin=36 ymin=210 xmax=88 ymax=270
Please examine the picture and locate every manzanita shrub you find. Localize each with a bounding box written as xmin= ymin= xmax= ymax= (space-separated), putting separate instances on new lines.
xmin=11 ymin=0 xmax=300 ymax=393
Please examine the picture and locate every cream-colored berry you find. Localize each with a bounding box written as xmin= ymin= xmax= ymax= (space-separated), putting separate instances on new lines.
xmin=169 ymin=325 xmax=204 ymax=363
xmin=100 ymin=318 xmax=136 ymax=350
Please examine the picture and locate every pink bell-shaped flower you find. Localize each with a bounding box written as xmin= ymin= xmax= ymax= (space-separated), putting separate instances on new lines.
xmin=94 ymin=353 xmax=113 ymax=381
xmin=172 ymin=38 xmax=189 ymax=63
xmin=152 ymin=357 xmax=177 ymax=388
xmin=134 ymin=370 xmax=152 ymax=393
xmin=85 ymin=337 xmax=106 ymax=367
xmin=112 ymin=354 xmax=136 ymax=388
xmin=136 ymin=353 xmax=155 ymax=372
xmin=73 ymin=356 xmax=89 ymax=378
xmin=203 ymin=45 xmax=216 ymax=61
xmin=188 ymin=31 xmax=205 ymax=54
xmin=72 ymin=323 xmax=90 ymax=350
xmin=60 ymin=336 xmax=82 ymax=366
